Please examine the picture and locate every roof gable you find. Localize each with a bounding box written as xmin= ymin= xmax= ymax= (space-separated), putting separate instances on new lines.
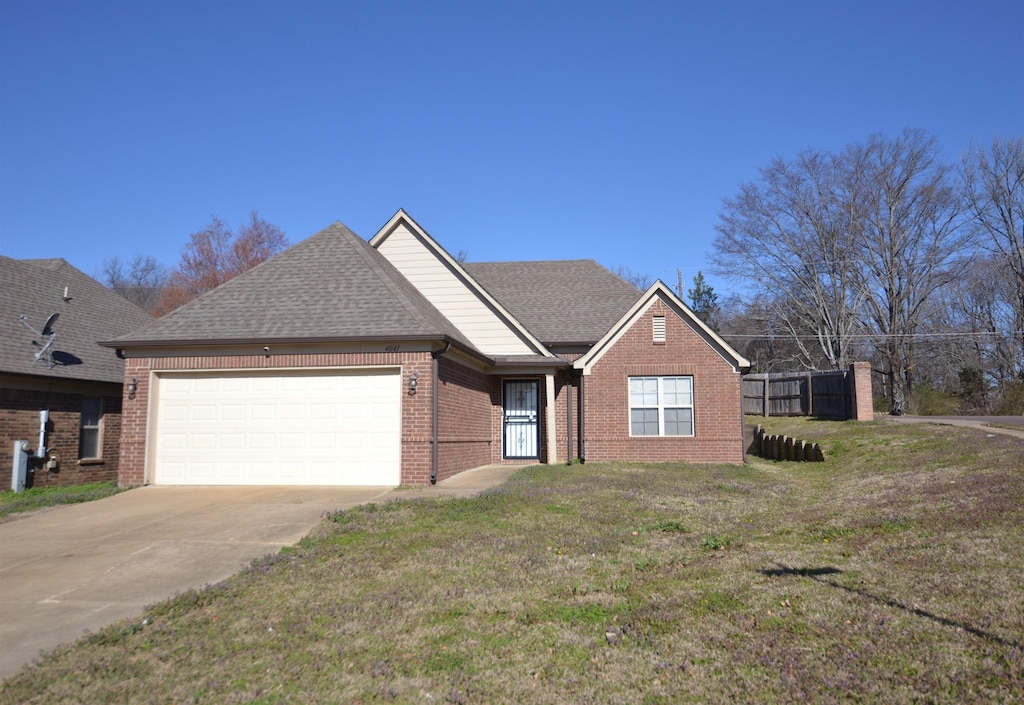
xmin=370 ymin=210 xmax=554 ymax=358
xmin=0 ymin=256 xmax=154 ymax=383
xmin=109 ymin=222 xmax=474 ymax=349
xmin=573 ymin=281 xmax=751 ymax=374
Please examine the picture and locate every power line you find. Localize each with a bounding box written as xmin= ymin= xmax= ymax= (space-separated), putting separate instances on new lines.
xmin=723 ymin=331 xmax=1016 ymax=341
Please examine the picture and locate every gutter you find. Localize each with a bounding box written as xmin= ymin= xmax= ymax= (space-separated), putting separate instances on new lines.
xmin=100 ymin=333 xmax=452 ymax=349
xmin=104 ymin=334 xmax=494 ymax=366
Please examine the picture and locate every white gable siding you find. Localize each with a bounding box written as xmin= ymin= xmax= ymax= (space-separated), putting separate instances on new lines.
xmin=377 ymin=223 xmax=534 ymax=355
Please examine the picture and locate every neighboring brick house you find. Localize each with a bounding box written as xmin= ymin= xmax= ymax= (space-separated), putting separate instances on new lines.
xmin=104 ymin=210 xmax=750 ymax=488
xmin=0 ymin=256 xmax=153 ymax=487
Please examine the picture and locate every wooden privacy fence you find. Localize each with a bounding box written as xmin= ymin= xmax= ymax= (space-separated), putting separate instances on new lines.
xmin=743 ymin=368 xmax=855 ymax=419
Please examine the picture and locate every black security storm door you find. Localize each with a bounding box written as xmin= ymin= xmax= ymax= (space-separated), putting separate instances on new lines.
xmin=503 ymin=380 xmax=539 ymax=459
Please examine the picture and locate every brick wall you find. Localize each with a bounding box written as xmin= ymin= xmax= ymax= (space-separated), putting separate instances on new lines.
xmin=115 ymin=318 xmax=748 ymax=489
xmin=521 ymin=354 xmax=583 ymax=464
xmin=0 ymin=383 xmax=123 ymax=487
xmin=436 ymin=357 xmax=493 ymax=482
xmin=119 ymin=357 xmax=149 ymax=487
xmin=583 ymin=299 xmax=745 ymax=465
xmin=118 ymin=351 xmax=498 ymax=487
xmin=552 ymin=370 xmax=576 ymax=464
xmin=400 ymin=356 xmax=434 ymax=486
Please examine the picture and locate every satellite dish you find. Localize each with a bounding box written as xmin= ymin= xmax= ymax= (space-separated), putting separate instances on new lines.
xmin=41 ymin=313 xmax=60 ymax=336
xmin=18 ymin=313 xmax=60 ymax=368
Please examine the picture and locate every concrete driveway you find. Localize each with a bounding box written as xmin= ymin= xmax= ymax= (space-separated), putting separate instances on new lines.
xmin=0 ymin=464 xmax=522 ymax=680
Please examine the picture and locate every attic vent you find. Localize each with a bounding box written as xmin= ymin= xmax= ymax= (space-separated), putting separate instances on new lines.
xmin=652 ymin=315 xmax=666 ymax=343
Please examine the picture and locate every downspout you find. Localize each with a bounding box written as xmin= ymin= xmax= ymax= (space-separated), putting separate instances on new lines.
xmin=740 ymin=370 xmax=749 ymax=463
xmin=37 ymin=409 xmax=49 ymax=459
xmin=578 ymin=372 xmax=586 ymax=463
xmin=430 ymin=341 xmax=452 ymax=485
xmin=566 ymin=370 xmax=573 ymax=464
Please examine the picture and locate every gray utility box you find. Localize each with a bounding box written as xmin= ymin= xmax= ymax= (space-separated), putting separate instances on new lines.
xmin=11 ymin=440 xmax=32 ymax=493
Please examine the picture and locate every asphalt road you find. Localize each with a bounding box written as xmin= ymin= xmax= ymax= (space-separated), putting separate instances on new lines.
xmin=884 ymin=414 xmax=1024 ymax=439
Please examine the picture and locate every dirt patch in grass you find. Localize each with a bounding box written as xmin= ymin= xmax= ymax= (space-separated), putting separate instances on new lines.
xmin=3 ymin=419 xmax=1023 ymax=704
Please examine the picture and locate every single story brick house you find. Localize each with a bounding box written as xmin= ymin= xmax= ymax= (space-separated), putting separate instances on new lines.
xmin=1 ymin=256 xmax=153 ymax=487
xmin=104 ymin=211 xmax=750 ymax=487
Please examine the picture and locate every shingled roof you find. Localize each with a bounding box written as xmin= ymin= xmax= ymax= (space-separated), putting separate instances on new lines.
xmin=464 ymin=260 xmax=643 ymax=345
xmin=0 ymin=256 xmax=154 ymax=384
xmin=107 ymin=223 xmax=475 ymax=350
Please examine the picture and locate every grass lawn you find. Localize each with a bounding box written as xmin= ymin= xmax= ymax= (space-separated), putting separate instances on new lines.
xmin=0 ymin=481 xmax=126 ymax=520
xmin=3 ymin=418 xmax=1022 ymax=704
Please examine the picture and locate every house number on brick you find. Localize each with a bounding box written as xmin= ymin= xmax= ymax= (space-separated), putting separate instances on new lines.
xmin=384 ymin=345 xmax=400 ymax=353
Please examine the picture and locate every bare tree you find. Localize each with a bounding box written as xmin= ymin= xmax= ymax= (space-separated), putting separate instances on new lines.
xmin=961 ymin=136 xmax=1024 ymax=380
xmin=102 ymin=254 xmax=168 ymax=314
xmin=231 ymin=211 xmax=289 ymax=274
xmin=712 ymin=129 xmax=980 ymax=413
xmin=610 ymin=265 xmax=652 ymax=290
xmin=155 ymin=211 xmax=289 ymax=316
xmin=712 ymin=149 xmax=863 ymax=371
xmin=848 ymin=129 xmax=972 ymax=414
xmin=940 ymin=254 xmax=1021 ymax=390
xmin=717 ymin=294 xmax=814 ymax=373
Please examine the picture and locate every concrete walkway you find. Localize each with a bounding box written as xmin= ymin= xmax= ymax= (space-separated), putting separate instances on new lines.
xmin=0 ymin=464 xmax=524 ymax=680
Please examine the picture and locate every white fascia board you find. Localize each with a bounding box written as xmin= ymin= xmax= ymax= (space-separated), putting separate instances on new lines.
xmin=488 ymin=364 xmax=568 ymax=376
xmin=573 ymin=281 xmax=751 ymax=375
xmin=370 ymin=209 xmax=556 ymax=358
xmin=368 ymin=208 xmax=415 ymax=248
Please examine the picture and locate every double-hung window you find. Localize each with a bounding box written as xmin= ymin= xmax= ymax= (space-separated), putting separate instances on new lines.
xmin=80 ymin=398 xmax=103 ymax=460
xmin=629 ymin=376 xmax=694 ymax=437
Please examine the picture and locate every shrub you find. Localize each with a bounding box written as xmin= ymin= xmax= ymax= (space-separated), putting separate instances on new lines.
xmin=910 ymin=382 xmax=959 ymax=415
xmin=994 ymin=379 xmax=1024 ymax=415
xmin=957 ymin=366 xmax=991 ymax=414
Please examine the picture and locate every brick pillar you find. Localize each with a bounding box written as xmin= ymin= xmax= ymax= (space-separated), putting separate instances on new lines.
xmin=849 ymin=362 xmax=874 ymax=421
xmin=118 ymin=360 xmax=151 ymax=486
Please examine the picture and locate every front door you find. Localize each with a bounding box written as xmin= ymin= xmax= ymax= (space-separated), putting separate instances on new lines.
xmin=503 ymin=380 xmax=539 ymax=459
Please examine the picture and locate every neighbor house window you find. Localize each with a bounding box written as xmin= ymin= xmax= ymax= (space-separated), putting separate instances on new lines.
xmin=629 ymin=376 xmax=693 ymax=436
xmin=80 ymin=398 xmax=102 ymax=459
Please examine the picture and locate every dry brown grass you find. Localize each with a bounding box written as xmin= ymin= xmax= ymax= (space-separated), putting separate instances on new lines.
xmin=3 ymin=418 xmax=1022 ymax=704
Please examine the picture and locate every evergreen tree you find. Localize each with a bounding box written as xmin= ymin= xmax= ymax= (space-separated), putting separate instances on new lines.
xmin=688 ymin=271 xmax=719 ymax=326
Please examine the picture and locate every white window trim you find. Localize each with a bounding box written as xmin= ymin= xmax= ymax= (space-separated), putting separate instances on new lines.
xmin=628 ymin=376 xmax=694 ymax=437
xmin=80 ymin=397 xmax=103 ymax=460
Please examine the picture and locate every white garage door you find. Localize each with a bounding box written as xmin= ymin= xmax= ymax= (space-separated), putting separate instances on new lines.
xmin=152 ymin=369 xmax=401 ymax=486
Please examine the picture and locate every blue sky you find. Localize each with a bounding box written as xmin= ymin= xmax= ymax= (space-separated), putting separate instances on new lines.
xmin=1 ymin=0 xmax=1021 ymax=297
